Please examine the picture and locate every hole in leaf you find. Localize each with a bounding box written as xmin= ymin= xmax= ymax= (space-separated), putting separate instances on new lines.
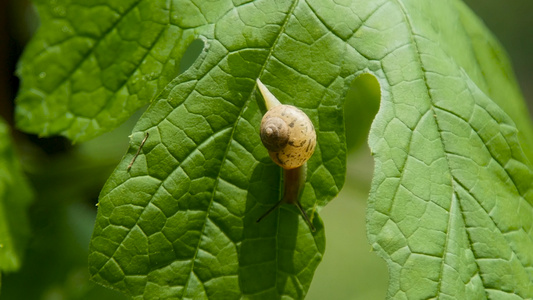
xmin=178 ymin=39 xmax=205 ymax=74
xmin=344 ymin=73 xmax=381 ymax=152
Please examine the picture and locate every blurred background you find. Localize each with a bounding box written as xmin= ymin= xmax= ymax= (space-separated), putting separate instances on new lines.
xmin=0 ymin=0 xmax=531 ymax=299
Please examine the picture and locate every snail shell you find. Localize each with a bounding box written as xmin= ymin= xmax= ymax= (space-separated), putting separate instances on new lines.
xmin=255 ymin=79 xmax=317 ymax=232
xmin=260 ymin=105 xmax=316 ymax=169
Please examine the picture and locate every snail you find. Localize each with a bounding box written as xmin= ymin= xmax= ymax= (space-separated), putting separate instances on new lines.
xmin=255 ymin=79 xmax=317 ymax=232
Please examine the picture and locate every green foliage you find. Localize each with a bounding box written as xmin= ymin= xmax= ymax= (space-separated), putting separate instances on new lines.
xmin=8 ymin=0 xmax=533 ymax=299
xmin=0 ymin=136 xmax=130 ymax=299
xmin=365 ymin=1 xmax=533 ymax=298
xmin=15 ymin=0 xmax=195 ymax=142
xmin=88 ymin=0 xmax=346 ymax=297
xmin=0 ymin=118 xmax=33 ymax=274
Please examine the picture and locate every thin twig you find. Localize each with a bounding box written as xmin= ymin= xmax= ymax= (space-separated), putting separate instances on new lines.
xmin=127 ymin=132 xmax=149 ymax=171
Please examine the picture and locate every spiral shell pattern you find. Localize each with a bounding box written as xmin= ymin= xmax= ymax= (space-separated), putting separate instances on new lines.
xmin=260 ymin=105 xmax=316 ymax=169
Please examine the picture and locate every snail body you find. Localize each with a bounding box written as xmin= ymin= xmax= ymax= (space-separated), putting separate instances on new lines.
xmin=255 ymin=79 xmax=316 ymax=231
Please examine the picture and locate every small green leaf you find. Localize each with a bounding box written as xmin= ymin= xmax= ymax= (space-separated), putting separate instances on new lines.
xmin=0 ymin=118 xmax=33 ymax=273
xmin=15 ymin=0 xmax=198 ymax=142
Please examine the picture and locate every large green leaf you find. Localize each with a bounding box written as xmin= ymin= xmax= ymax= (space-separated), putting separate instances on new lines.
xmin=0 ymin=118 xmax=33 ymax=274
xmin=14 ymin=0 xmax=533 ymax=299
xmin=365 ymin=0 xmax=533 ymax=299
xmin=88 ymin=1 xmax=347 ymax=297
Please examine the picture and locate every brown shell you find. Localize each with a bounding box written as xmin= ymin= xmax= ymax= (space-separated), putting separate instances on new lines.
xmin=260 ymin=105 xmax=316 ymax=169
